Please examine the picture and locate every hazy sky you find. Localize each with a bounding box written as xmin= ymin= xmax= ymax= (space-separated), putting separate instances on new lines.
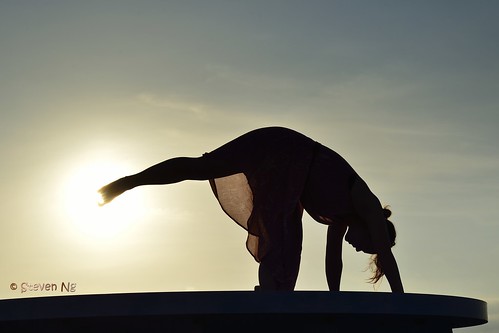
xmin=1 ymin=1 xmax=498 ymax=331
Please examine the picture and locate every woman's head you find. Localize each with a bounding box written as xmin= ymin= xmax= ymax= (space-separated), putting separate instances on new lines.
xmin=345 ymin=220 xmax=375 ymax=254
xmin=345 ymin=206 xmax=397 ymax=284
xmin=379 ymin=206 xmax=397 ymax=246
xmin=369 ymin=207 xmax=397 ymax=284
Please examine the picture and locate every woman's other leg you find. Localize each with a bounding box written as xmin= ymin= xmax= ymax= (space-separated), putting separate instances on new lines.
xmin=257 ymin=204 xmax=304 ymax=291
xmin=99 ymin=156 xmax=238 ymax=205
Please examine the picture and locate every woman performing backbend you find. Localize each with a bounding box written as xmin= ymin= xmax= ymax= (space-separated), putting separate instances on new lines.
xmin=98 ymin=127 xmax=404 ymax=293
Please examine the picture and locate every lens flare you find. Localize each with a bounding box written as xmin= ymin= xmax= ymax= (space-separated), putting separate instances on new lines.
xmin=60 ymin=160 xmax=144 ymax=241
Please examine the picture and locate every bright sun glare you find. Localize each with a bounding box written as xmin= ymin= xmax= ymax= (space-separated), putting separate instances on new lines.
xmin=61 ymin=160 xmax=145 ymax=241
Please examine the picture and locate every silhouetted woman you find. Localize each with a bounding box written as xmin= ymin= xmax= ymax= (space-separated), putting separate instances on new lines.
xmin=98 ymin=127 xmax=404 ymax=292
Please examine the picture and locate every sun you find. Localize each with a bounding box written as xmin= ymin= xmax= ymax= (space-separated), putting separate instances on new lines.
xmin=60 ymin=160 xmax=145 ymax=241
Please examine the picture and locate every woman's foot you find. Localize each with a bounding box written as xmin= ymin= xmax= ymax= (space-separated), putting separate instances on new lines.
xmin=97 ymin=177 xmax=131 ymax=206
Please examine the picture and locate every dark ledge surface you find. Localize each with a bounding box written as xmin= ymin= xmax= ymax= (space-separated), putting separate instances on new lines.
xmin=0 ymin=291 xmax=488 ymax=332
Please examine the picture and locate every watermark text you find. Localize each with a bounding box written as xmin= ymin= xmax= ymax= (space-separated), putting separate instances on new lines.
xmin=10 ymin=281 xmax=77 ymax=294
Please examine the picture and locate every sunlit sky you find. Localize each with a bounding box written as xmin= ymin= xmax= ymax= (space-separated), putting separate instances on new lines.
xmin=1 ymin=1 xmax=498 ymax=331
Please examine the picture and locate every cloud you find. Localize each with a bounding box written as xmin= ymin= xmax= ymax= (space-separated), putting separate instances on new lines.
xmin=205 ymin=64 xmax=304 ymax=92
xmin=137 ymin=93 xmax=207 ymax=117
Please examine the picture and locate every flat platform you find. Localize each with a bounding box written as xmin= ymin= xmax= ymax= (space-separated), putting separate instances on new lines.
xmin=0 ymin=291 xmax=487 ymax=332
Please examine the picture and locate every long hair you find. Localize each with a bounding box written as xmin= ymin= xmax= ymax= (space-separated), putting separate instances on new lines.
xmin=367 ymin=206 xmax=397 ymax=284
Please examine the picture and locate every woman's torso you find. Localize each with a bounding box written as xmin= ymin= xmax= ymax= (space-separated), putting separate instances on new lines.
xmin=207 ymin=127 xmax=360 ymax=224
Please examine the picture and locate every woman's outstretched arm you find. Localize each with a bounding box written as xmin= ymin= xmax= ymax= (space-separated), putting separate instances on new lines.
xmin=325 ymin=222 xmax=348 ymax=291
xmin=98 ymin=156 xmax=238 ymax=205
